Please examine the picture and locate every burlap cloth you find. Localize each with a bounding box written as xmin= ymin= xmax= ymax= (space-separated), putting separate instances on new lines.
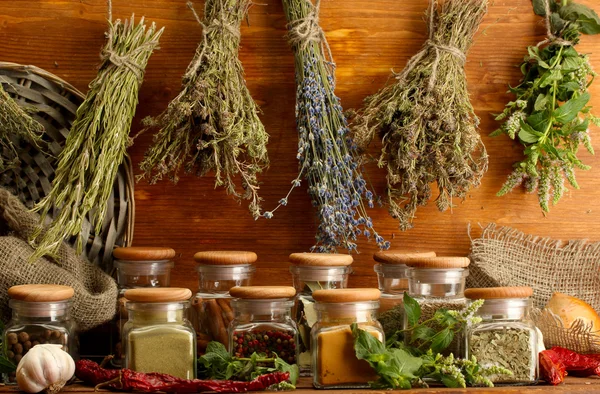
xmin=0 ymin=188 xmax=117 ymax=331
xmin=469 ymin=223 xmax=600 ymax=353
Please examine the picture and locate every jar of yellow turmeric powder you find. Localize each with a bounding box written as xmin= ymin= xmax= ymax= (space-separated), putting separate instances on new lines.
xmin=311 ymin=289 xmax=383 ymax=389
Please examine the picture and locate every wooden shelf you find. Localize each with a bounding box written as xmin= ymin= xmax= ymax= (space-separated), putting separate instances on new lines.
xmin=2 ymin=377 xmax=600 ymax=393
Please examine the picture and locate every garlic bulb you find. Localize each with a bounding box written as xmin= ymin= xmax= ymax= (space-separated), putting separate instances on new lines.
xmin=16 ymin=344 xmax=75 ymax=394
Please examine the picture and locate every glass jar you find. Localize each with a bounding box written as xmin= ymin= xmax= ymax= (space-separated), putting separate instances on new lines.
xmin=404 ymin=256 xmax=470 ymax=357
xmin=193 ymin=251 xmax=256 ymax=354
xmin=373 ymin=250 xmax=436 ymax=338
xmin=111 ymin=246 xmax=175 ymax=367
xmin=289 ymin=252 xmax=352 ymax=376
xmin=311 ymin=288 xmax=383 ymax=389
xmin=229 ymin=286 xmax=298 ymax=365
xmin=123 ymin=288 xmax=196 ymax=379
xmin=465 ymin=287 xmax=539 ymax=385
xmin=3 ymin=284 xmax=78 ymax=384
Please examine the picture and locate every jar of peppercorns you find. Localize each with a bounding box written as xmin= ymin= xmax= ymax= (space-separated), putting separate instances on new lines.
xmin=229 ymin=286 xmax=298 ymax=365
xmin=2 ymin=284 xmax=78 ymax=384
xmin=193 ymin=251 xmax=256 ymax=354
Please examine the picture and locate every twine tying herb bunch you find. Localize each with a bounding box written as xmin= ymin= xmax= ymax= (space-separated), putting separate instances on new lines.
xmin=138 ymin=0 xmax=269 ymax=219
xmin=494 ymin=0 xmax=600 ymax=213
xmin=30 ymin=11 xmax=163 ymax=261
xmin=351 ymin=0 xmax=489 ymax=231
xmin=268 ymin=0 xmax=389 ymax=252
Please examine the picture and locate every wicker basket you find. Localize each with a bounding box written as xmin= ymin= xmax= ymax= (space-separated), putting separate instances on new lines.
xmin=0 ymin=61 xmax=134 ymax=272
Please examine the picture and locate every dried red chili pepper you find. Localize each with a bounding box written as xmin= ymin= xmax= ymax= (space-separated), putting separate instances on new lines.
xmin=539 ymin=349 xmax=567 ymax=385
xmin=549 ymin=347 xmax=600 ymax=377
xmin=75 ymin=359 xmax=119 ymax=385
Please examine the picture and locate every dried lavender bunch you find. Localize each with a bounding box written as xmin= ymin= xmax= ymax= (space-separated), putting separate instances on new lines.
xmin=351 ymin=0 xmax=488 ymax=230
xmin=266 ymin=0 xmax=389 ymax=252
xmin=139 ymin=0 xmax=269 ymax=219
xmin=0 ymin=82 xmax=43 ymax=172
xmin=31 ymin=16 xmax=163 ymax=260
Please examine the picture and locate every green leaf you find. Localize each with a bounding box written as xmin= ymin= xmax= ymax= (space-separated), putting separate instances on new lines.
xmin=553 ymin=92 xmax=591 ymax=124
xmin=534 ymin=93 xmax=549 ymax=111
xmin=403 ymin=292 xmax=421 ymax=327
xmin=527 ymin=111 xmax=550 ymax=131
xmin=562 ymin=46 xmax=579 ymax=57
xmin=543 ymin=143 xmax=562 ymax=158
xmin=539 ymin=69 xmax=563 ymax=88
xmin=0 ymin=356 xmax=16 ymax=374
xmin=430 ymin=327 xmax=454 ymax=354
xmin=274 ymin=357 xmax=299 ymax=385
xmin=352 ymin=323 xmax=386 ymax=357
xmin=532 ymin=0 xmax=548 ymax=16
xmin=559 ymin=3 xmax=600 ymax=35
xmin=411 ymin=325 xmax=436 ymax=343
xmin=550 ymin=13 xmax=566 ymax=34
xmin=562 ymin=56 xmax=583 ymax=71
xmin=561 ymin=81 xmax=581 ymax=92
xmin=519 ymin=121 xmax=542 ymax=144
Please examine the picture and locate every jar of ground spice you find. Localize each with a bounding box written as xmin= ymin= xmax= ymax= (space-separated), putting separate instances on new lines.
xmin=2 ymin=284 xmax=77 ymax=384
xmin=193 ymin=251 xmax=256 ymax=354
xmin=404 ymin=256 xmax=470 ymax=357
xmin=465 ymin=287 xmax=539 ymax=385
xmin=229 ymin=286 xmax=298 ymax=364
xmin=373 ymin=250 xmax=436 ymax=338
xmin=123 ymin=288 xmax=196 ymax=379
xmin=289 ymin=252 xmax=352 ymax=376
xmin=311 ymin=288 xmax=383 ymax=389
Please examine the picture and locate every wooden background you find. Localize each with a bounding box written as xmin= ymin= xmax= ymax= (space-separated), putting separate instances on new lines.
xmin=1 ymin=0 xmax=600 ymax=290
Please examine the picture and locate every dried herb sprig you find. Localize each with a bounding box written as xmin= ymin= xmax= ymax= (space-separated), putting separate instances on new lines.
xmin=138 ymin=0 xmax=269 ymax=219
xmin=0 ymin=82 xmax=43 ymax=173
xmin=494 ymin=0 xmax=600 ymax=213
xmin=351 ymin=0 xmax=489 ymax=230
xmin=268 ymin=0 xmax=389 ymax=252
xmin=30 ymin=15 xmax=163 ymax=260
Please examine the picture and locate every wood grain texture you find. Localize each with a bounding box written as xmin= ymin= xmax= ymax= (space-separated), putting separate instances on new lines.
xmin=1 ymin=0 xmax=600 ymax=292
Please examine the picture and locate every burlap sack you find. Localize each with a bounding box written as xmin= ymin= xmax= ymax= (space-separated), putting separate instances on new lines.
xmin=0 ymin=188 xmax=117 ymax=331
xmin=469 ymin=223 xmax=600 ymax=353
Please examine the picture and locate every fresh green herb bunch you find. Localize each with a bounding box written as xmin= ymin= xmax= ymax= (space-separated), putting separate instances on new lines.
xmin=351 ymin=0 xmax=489 ymax=231
xmin=31 ymin=16 xmax=163 ymax=260
xmin=268 ymin=0 xmax=389 ymax=252
xmin=139 ymin=0 xmax=269 ymax=219
xmin=494 ymin=0 xmax=600 ymax=213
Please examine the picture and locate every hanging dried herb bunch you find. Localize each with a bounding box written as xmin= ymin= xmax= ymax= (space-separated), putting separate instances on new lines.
xmin=0 ymin=82 xmax=43 ymax=173
xmin=351 ymin=0 xmax=489 ymax=231
xmin=494 ymin=0 xmax=600 ymax=213
xmin=30 ymin=15 xmax=163 ymax=260
xmin=266 ymin=0 xmax=389 ymax=252
xmin=138 ymin=0 xmax=269 ymax=219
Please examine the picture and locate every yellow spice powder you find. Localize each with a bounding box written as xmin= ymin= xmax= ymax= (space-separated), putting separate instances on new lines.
xmin=316 ymin=326 xmax=381 ymax=386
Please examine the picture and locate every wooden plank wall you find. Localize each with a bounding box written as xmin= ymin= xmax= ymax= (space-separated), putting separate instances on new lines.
xmin=2 ymin=0 xmax=599 ymax=290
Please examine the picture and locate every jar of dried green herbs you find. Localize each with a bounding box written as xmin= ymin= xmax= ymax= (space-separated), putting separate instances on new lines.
xmin=289 ymin=253 xmax=353 ymax=376
xmin=404 ymin=256 xmax=470 ymax=357
xmin=229 ymin=286 xmax=298 ymax=365
xmin=373 ymin=250 xmax=436 ymax=338
xmin=465 ymin=287 xmax=539 ymax=385
xmin=193 ymin=251 xmax=256 ymax=354
xmin=123 ymin=288 xmax=196 ymax=379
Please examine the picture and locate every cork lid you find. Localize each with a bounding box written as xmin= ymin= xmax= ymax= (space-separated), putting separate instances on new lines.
xmin=373 ymin=250 xmax=437 ymax=264
xmin=312 ymin=288 xmax=381 ymax=303
xmin=229 ymin=286 xmax=296 ymax=299
xmin=404 ymin=256 xmax=470 ymax=269
xmin=113 ymin=247 xmax=176 ymax=261
xmin=124 ymin=288 xmax=192 ymax=302
xmin=289 ymin=253 xmax=353 ymax=266
xmin=8 ymin=284 xmax=74 ymax=302
xmin=465 ymin=287 xmax=534 ymax=300
xmin=194 ymin=251 xmax=257 ymax=265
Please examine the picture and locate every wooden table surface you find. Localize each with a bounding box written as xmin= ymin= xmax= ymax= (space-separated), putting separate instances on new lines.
xmin=2 ymin=377 xmax=600 ymax=393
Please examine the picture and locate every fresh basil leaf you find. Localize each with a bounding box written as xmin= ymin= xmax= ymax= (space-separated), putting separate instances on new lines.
xmin=559 ymin=3 xmax=600 ymax=35
xmin=527 ymin=111 xmax=550 ymax=131
xmin=389 ymin=348 xmax=422 ymax=376
xmin=550 ymin=13 xmax=566 ymax=34
xmin=0 ymin=356 xmax=16 ymax=374
xmin=519 ymin=121 xmax=543 ymax=144
xmin=430 ymin=327 xmax=454 ymax=354
xmin=352 ymin=323 xmax=386 ymax=357
xmin=538 ymin=69 xmax=563 ymax=88
xmin=411 ymin=325 xmax=436 ymax=342
xmin=562 ymin=56 xmax=583 ymax=71
xmin=562 ymin=46 xmax=579 ymax=57
xmin=403 ymin=292 xmax=421 ymax=327
xmin=274 ymin=357 xmax=299 ymax=385
xmin=532 ymin=0 xmax=548 ymax=16
xmin=534 ymin=93 xmax=549 ymax=111
xmin=561 ymin=81 xmax=581 ymax=92
xmin=553 ymin=92 xmax=591 ymax=124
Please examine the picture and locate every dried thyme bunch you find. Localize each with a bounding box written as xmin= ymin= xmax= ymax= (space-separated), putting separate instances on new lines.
xmin=351 ymin=0 xmax=489 ymax=230
xmin=31 ymin=16 xmax=163 ymax=260
xmin=269 ymin=0 xmax=388 ymax=252
xmin=139 ymin=0 xmax=269 ymax=218
xmin=494 ymin=0 xmax=600 ymax=212
xmin=0 ymin=82 xmax=43 ymax=173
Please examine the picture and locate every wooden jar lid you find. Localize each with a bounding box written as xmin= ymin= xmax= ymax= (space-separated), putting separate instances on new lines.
xmin=373 ymin=250 xmax=436 ymax=264
xmin=229 ymin=286 xmax=296 ymax=299
xmin=465 ymin=287 xmax=534 ymax=300
xmin=289 ymin=253 xmax=353 ymax=266
xmin=124 ymin=288 xmax=192 ymax=302
xmin=8 ymin=284 xmax=74 ymax=302
xmin=404 ymin=256 xmax=470 ymax=269
xmin=194 ymin=251 xmax=257 ymax=265
xmin=113 ymin=247 xmax=176 ymax=261
xmin=313 ymin=288 xmax=381 ymax=303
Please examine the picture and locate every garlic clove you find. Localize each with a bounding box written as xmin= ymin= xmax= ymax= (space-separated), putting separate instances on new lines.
xmin=16 ymin=344 xmax=75 ymax=394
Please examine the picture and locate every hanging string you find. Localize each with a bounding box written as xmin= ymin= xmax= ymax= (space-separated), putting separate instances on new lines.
xmin=536 ymin=0 xmax=573 ymax=47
